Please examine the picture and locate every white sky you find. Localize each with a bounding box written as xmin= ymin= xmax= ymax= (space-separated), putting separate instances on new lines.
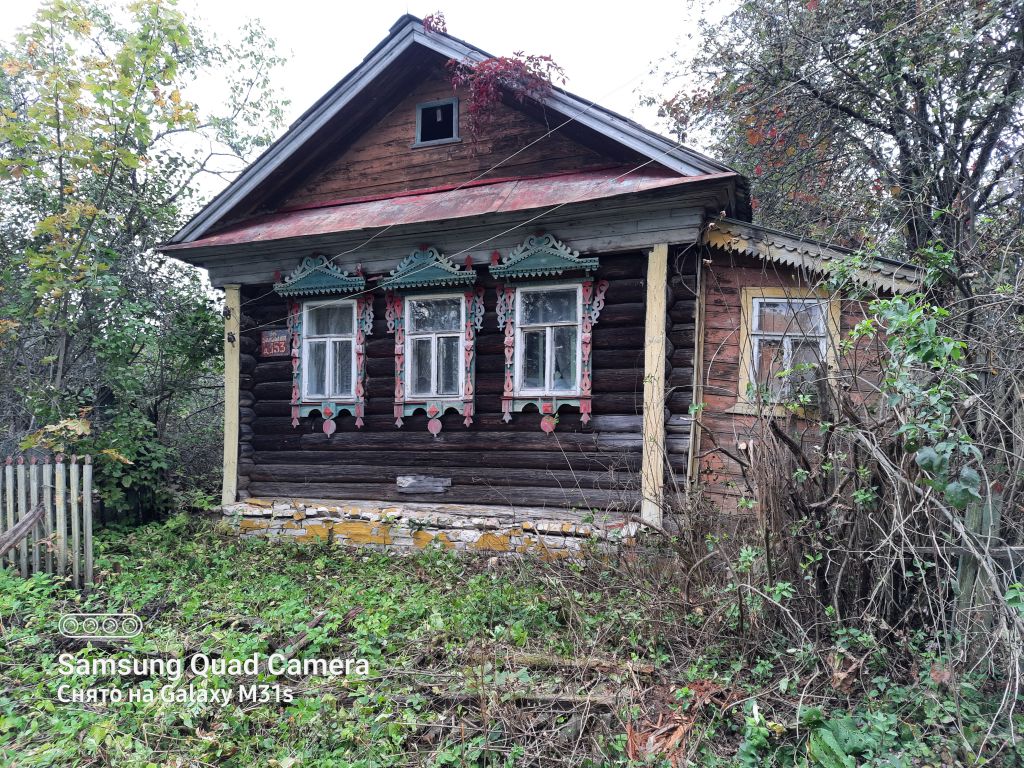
xmin=1 ymin=0 xmax=708 ymax=135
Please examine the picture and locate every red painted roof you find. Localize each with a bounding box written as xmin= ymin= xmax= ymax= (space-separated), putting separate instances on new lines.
xmin=163 ymin=167 xmax=733 ymax=252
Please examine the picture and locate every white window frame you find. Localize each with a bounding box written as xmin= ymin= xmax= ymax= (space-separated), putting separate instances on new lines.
xmin=413 ymin=97 xmax=460 ymax=147
xmin=301 ymin=299 xmax=357 ymax=401
xmin=514 ymin=283 xmax=583 ymax=397
xmin=748 ymin=296 xmax=828 ymax=398
xmin=404 ymin=294 xmax=466 ymax=399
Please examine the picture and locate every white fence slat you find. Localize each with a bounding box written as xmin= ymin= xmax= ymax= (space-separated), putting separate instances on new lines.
xmin=17 ymin=459 xmax=27 ymax=578
xmin=43 ymin=459 xmax=53 ymax=575
xmin=4 ymin=460 xmax=13 ymax=569
xmin=83 ymin=457 xmax=93 ymax=587
xmin=70 ymin=458 xmax=81 ymax=588
xmin=30 ymin=458 xmax=40 ymax=574
xmin=55 ymin=457 xmax=66 ymax=577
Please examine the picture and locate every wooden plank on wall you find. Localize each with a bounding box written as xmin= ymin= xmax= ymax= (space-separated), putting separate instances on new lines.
xmin=688 ymin=254 xmax=707 ymax=487
xmin=641 ymin=243 xmax=668 ymax=526
xmin=223 ymin=284 xmax=242 ymax=507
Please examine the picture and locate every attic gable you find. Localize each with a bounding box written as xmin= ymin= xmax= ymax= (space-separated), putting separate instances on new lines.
xmin=275 ymin=61 xmax=642 ymax=212
xmin=167 ymin=15 xmax=739 ymax=246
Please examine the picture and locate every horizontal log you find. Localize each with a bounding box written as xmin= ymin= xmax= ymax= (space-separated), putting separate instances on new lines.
xmin=287 ymin=430 xmax=642 ymax=452
xmin=248 ymin=463 xmax=636 ymax=491
xmin=255 ymin=361 xmax=292 ymax=383
xmin=251 ymin=381 xmax=647 ymax=413
xmin=253 ymin=449 xmax=641 ymax=473
xmin=239 ymin=353 xmax=257 ymax=374
xmin=666 ymin=368 xmax=695 ymax=389
xmin=669 ymin=301 xmax=695 ymax=323
xmin=249 ymin=406 xmax=641 ymax=434
xmin=670 ymin=349 xmax=694 ymax=369
xmin=245 ymin=481 xmax=639 ymax=510
xmin=666 ymin=391 xmax=695 ymax=413
xmin=666 ymin=414 xmax=692 ymax=434
xmin=239 ymin=335 xmax=258 ymax=355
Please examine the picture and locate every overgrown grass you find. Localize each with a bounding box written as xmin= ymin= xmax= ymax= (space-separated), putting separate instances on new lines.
xmin=0 ymin=516 xmax=1019 ymax=766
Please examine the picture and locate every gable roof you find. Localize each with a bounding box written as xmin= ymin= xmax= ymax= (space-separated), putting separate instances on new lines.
xmin=166 ymin=15 xmax=739 ymax=247
xmin=703 ymin=218 xmax=923 ymax=293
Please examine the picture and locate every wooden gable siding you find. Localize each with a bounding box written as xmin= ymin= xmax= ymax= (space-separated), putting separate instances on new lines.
xmin=234 ymin=252 xmax=696 ymax=512
xmin=278 ymin=66 xmax=636 ymax=210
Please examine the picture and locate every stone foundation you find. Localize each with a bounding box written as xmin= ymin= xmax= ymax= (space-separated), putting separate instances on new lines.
xmin=221 ymin=498 xmax=640 ymax=558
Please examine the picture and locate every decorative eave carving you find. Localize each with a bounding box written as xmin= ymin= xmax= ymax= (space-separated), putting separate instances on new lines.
xmin=274 ymin=255 xmax=365 ymax=297
xmin=703 ymin=219 xmax=923 ymax=294
xmin=489 ymin=233 xmax=598 ymax=280
xmin=379 ymin=247 xmax=475 ymax=291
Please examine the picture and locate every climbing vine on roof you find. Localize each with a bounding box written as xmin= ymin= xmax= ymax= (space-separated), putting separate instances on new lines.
xmin=448 ymin=51 xmax=566 ymax=137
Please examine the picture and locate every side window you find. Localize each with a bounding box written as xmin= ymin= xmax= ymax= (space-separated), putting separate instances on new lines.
xmin=406 ymin=297 xmax=464 ymax=398
xmin=515 ymin=286 xmax=581 ymax=395
xmin=303 ymin=301 xmax=356 ymax=400
xmin=740 ymin=289 xmax=835 ymax=405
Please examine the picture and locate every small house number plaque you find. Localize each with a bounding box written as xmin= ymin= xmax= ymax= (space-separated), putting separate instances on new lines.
xmin=259 ymin=329 xmax=289 ymax=357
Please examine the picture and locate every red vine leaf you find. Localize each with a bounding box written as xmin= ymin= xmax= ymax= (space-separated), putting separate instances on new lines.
xmin=422 ymin=12 xmax=447 ymax=34
xmin=448 ymin=52 xmax=566 ymax=137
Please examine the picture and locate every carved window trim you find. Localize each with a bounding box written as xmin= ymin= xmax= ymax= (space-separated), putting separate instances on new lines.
xmin=490 ymin=234 xmax=607 ymax=432
xmin=275 ymin=256 xmax=373 ymax=435
xmin=287 ymin=295 xmax=374 ymax=435
xmin=383 ymin=247 xmax=483 ymax=433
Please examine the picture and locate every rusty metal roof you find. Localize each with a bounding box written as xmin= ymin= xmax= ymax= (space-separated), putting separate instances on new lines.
xmin=163 ymin=168 xmax=733 ymax=253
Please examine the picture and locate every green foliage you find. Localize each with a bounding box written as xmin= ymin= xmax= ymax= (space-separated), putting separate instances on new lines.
xmin=0 ymin=0 xmax=285 ymax=511
xmin=1 ymin=518 xmax=1016 ymax=766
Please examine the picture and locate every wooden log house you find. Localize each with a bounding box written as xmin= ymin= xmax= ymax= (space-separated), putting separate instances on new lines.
xmin=161 ymin=17 xmax=922 ymax=554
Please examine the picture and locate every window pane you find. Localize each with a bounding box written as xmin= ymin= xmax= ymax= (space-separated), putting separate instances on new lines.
xmin=308 ymin=304 xmax=353 ymax=336
xmin=306 ymin=341 xmax=327 ymax=396
xmin=411 ymin=338 xmax=433 ymax=396
xmin=754 ymin=338 xmax=784 ymax=396
xmin=522 ymin=330 xmax=545 ymax=389
xmin=437 ymin=336 xmax=460 ymax=395
xmin=551 ymin=326 xmax=577 ymax=391
xmin=757 ymin=300 xmax=823 ymax=335
xmin=789 ymin=341 xmax=822 ymax=399
xmin=409 ymin=298 xmax=461 ymax=333
xmin=521 ymin=289 xmax=577 ymax=324
xmin=332 ymin=339 xmax=353 ymax=396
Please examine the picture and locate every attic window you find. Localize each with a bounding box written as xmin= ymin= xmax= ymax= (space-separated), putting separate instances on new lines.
xmin=414 ymin=98 xmax=459 ymax=146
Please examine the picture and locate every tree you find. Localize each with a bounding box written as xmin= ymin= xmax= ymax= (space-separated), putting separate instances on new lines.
xmin=0 ymin=0 xmax=286 ymax=515
xmin=653 ymin=0 xmax=1024 ymax=703
xmin=654 ymin=0 xmax=1023 ymax=279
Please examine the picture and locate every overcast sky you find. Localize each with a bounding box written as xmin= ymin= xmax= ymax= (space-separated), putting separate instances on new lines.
xmin=1 ymin=0 xmax=711 ymax=133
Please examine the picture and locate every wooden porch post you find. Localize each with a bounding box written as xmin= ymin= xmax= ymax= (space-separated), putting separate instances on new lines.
xmin=222 ymin=284 xmax=241 ymax=507
xmin=641 ymin=244 xmax=668 ymax=527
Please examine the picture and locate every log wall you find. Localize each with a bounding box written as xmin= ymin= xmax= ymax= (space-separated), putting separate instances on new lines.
xmin=237 ymin=251 xmax=696 ymax=516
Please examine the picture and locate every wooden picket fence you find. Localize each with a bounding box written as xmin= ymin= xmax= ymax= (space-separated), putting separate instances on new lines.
xmin=0 ymin=455 xmax=94 ymax=588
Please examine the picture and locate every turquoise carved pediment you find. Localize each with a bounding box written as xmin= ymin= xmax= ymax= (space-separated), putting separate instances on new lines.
xmin=274 ymin=255 xmax=365 ymax=297
xmin=380 ymin=247 xmax=475 ymax=291
xmin=489 ymin=233 xmax=598 ymax=279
